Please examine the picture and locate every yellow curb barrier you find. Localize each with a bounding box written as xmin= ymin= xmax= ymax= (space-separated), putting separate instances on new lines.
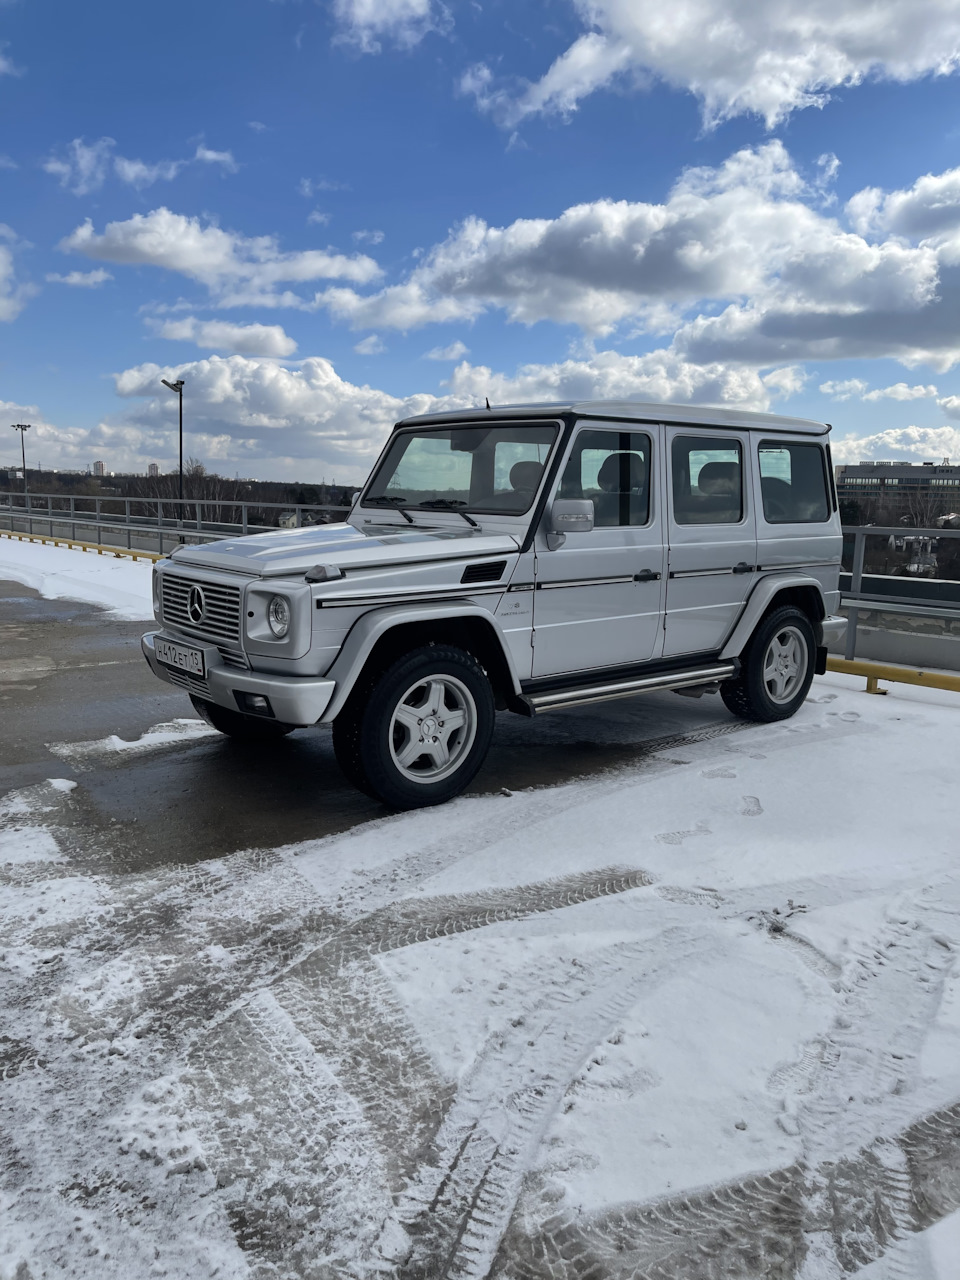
xmin=0 ymin=529 xmax=162 ymax=563
xmin=826 ymin=655 xmax=960 ymax=695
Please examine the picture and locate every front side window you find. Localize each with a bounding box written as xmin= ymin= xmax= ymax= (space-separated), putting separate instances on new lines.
xmin=558 ymin=429 xmax=651 ymax=527
xmin=758 ymin=441 xmax=830 ymax=523
xmin=364 ymin=423 xmax=559 ymax=516
xmin=672 ymin=436 xmax=743 ymax=525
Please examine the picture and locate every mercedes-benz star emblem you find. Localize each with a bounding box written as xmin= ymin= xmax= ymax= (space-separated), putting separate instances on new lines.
xmin=187 ymin=585 xmax=206 ymax=625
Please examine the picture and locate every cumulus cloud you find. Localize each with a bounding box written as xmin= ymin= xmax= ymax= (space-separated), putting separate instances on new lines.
xmin=465 ymin=0 xmax=960 ymax=130
xmin=60 ymin=207 xmax=382 ymax=307
xmin=307 ymin=210 xmax=331 ymax=226
xmin=315 ymin=140 xmax=950 ymax=378
xmin=45 ymin=269 xmax=113 ymax=288
xmin=830 ymin=425 xmax=960 ymax=464
xmin=0 ymin=43 xmax=23 ymax=78
xmin=352 ymin=229 xmax=385 ymax=244
xmin=424 ymin=339 xmax=469 ymax=360
xmin=154 ymin=317 xmax=298 ymax=357
xmin=43 ymin=137 xmax=238 ymax=194
xmin=820 ymin=378 xmax=868 ymax=401
xmin=331 ymin=0 xmax=449 ymax=52
xmin=820 ymin=378 xmax=939 ymax=401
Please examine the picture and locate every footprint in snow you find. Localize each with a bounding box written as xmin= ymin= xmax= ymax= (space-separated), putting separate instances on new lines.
xmin=839 ymin=711 xmax=860 ymax=722
xmin=740 ymin=796 xmax=764 ymax=817
xmin=812 ymin=694 xmax=838 ymax=703
xmin=655 ymin=821 xmax=711 ymax=846
xmin=701 ymin=766 xmax=737 ymax=779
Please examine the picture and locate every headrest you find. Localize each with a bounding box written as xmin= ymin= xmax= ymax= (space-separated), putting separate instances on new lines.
xmin=598 ymin=452 xmax=646 ymax=492
xmin=697 ymin=461 xmax=740 ymax=494
xmin=510 ymin=460 xmax=544 ymax=491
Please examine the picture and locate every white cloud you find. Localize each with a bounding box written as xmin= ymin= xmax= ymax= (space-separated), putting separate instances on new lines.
xmin=352 ymin=229 xmax=385 ymax=244
xmin=0 ymin=43 xmax=22 ymax=78
xmin=331 ymin=0 xmax=448 ymax=52
xmin=820 ymin=378 xmax=868 ymax=400
xmin=424 ymin=339 xmax=469 ymax=360
xmin=0 ymin=154 xmax=17 ymax=170
xmin=194 ymin=145 xmax=238 ymax=173
xmin=154 ymin=317 xmax=298 ymax=357
xmin=307 ymin=209 xmax=331 ymax=226
xmin=43 ymin=137 xmax=116 ymax=196
xmin=299 ymin=176 xmax=349 ymax=197
xmin=353 ymin=334 xmax=386 ymax=354
xmin=863 ymin=382 xmax=938 ymax=401
xmin=45 ymin=269 xmax=113 ymax=288
xmin=248 ymin=121 xmax=267 ymax=132
xmin=60 ymin=207 xmax=382 ymax=307
xmin=113 ymin=156 xmax=185 ymax=189
xmin=937 ymin=396 xmax=960 ymax=419
xmin=0 ymin=225 xmax=36 ymax=321
xmin=466 ymin=0 xmax=960 ymax=130
xmin=43 ymin=137 xmax=238 ymax=194
xmin=831 ymin=425 xmax=960 ymax=464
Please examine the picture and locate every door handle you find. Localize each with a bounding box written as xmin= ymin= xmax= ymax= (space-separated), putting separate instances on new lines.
xmin=732 ymin=561 xmax=755 ymax=574
xmin=634 ymin=569 xmax=661 ymax=582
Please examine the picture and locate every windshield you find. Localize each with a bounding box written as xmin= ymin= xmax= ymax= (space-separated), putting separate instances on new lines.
xmin=364 ymin=422 xmax=560 ymax=516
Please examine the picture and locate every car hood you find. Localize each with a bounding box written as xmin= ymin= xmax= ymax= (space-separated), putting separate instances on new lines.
xmin=166 ymin=521 xmax=520 ymax=578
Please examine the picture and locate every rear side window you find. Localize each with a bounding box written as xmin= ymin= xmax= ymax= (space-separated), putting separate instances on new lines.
xmin=671 ymin=436 xmax=743 ymax=525
xmin=758 ymin=442 xmax=830 ymax=523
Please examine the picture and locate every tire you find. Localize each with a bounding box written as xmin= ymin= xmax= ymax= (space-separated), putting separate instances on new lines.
xmin=336 ymin=645 xmax=495 ymax=809
xmin=720 ymin=606 xmax=816 ymax=723
xmin=189 ymin=695 xmax=295 ymax=740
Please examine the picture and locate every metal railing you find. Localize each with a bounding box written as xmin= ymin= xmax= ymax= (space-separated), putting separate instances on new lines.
xmin=840 ymin=524 xmax=960 ymax=665
xmin=0 ymin=490 xmax=350 ymax=556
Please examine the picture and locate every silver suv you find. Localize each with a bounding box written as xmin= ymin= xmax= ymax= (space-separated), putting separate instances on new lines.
xmin=142 ymin=401 xmax=846 ymax=808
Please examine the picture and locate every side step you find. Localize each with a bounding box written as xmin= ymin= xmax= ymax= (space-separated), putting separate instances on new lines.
xmin=523 ymin=662 xmax=738 ymax=715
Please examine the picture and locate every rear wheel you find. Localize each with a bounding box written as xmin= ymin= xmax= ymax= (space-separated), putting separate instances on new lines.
xmin=720 ymin=606 xmax=816 ymax=723
xmin=334 ymin=645 xmax=495 ymax=809
xmin=190 ymin=695 xmax=295 ymax=740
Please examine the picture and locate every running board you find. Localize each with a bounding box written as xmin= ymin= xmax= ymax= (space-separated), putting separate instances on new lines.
xmin=523 ymin=662 xmax=738 ymax=714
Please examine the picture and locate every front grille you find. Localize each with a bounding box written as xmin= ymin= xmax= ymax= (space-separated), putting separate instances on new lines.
xmin=165 ymin=667 xmax=211 ymax=699
xmin=218 ymin=646 xmax=248 ymax=670
xmin=161 ymin=573 xmax=242 ymax=645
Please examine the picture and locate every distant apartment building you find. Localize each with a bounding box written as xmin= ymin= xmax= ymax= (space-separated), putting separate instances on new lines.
xmin=147 ymin=462 xmax=159 ymax=478
xmin=92 ymin=461 xmax=106 ymax=477
xmin=835 ymin=459 xmax=960 ymax=523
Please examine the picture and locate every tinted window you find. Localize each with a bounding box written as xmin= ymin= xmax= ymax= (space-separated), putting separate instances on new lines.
xmin=671 ymin=437 xmax=743 ymax=525
xmin=758 ymin=442 xmax=830 ymax=523
xmin=559 ymin=429 xmax=651 ymax=527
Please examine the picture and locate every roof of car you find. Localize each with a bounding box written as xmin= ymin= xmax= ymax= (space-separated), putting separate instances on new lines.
xmin=396 ymin=400 xmax=831 ymax=436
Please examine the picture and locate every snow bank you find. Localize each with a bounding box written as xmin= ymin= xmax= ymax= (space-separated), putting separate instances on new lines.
xmin=0 ymin=535 xmax=153 ymax=620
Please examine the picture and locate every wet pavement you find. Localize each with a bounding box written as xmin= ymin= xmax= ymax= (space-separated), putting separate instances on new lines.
xmin=0 ymin=578 xmax=744 ymax=869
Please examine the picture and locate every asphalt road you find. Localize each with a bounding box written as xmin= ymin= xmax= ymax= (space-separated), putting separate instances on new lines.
xmin=0 ymin=577 xmax=745 ymax=870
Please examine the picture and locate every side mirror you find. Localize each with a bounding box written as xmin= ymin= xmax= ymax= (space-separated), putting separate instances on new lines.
xmin=546 ymin=498 xmax=594 ymax=549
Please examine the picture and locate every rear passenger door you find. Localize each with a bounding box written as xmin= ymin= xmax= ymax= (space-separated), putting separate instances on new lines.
xmin=532 ymin=424 xmax=666 ymax=677
xmin=663 ymin=428 xmax=757 ymax=656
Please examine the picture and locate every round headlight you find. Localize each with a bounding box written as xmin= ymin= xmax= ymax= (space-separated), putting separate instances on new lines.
xmin=267 ymin=595 xmax=290 ymax=638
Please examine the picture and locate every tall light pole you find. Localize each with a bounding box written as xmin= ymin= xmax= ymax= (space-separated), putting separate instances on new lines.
xmin=161 ymin=378 xmax=185 ymax=505
xmin=11 ymin=424 xmax=30 ymax=498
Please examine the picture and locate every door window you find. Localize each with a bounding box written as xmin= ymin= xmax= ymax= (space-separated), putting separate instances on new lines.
xmin=671 ymin=437 xmax=743 ymax=525
xmin=559 ymin=429 xmax=651 ymax=527
xmin=758 ymin=442 xmax=830 ymax=523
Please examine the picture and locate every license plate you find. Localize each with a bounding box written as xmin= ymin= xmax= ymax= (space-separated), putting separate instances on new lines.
xmin=156 ymin=637 xmax=205 ymax=677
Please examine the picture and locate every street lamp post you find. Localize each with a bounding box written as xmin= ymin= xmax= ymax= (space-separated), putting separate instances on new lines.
xmin=11 ymin=423 xmax=30 ymax=500
xmin=160 ymin=378 xmax=185 ymax=508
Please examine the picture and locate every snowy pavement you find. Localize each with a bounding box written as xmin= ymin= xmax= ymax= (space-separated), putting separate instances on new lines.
xmin=3 ymin=670 xmax=960 ymax=1279
xmin=0 ymin=536 xmax=153 ymax=621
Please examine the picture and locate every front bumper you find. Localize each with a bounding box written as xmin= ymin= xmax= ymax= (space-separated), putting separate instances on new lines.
xmin=141 ymin=631 xmax=336 ymax=726
xmin=820 ymin=614 xmax=847 ymax=648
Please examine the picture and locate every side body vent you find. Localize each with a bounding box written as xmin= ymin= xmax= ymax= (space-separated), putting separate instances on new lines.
xmin=461 ymin=560 xmax=507 ymax=585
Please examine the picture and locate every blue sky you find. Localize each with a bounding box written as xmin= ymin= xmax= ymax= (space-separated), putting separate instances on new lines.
xmin=6 ymin=0 xmax=960 ymax=481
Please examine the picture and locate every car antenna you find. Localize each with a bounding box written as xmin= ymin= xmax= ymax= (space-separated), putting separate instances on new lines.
xmin=485 ymin=397 xmax=491 ymax=410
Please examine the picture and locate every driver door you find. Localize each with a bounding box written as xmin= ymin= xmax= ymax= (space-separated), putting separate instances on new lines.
xmin=532 ymin=425 xmax=666 ymax=677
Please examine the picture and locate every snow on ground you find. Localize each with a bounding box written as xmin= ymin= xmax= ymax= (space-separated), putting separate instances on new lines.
xmin=47 ymin=718 xmax=219 ymax=766
xmin=2 ymin=675 xmax=960 ymax=1278
xmin=0 ymin=536 xmax=153 ymax=620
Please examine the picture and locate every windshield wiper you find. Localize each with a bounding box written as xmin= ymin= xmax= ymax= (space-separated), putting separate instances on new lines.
xmin=367 ymin=496 xmax=415 ymax=524
xmin=416 ymin=499 xmax=480 ymax=528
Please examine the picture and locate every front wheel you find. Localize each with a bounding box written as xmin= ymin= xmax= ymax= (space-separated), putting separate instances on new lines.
xmin=334 ymin=646 xmax=495 ymax=809
xmin=190 ymin=695 xmax=295 ymax=740
xmin=720 ymin=606 xmax=816 ymax=723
